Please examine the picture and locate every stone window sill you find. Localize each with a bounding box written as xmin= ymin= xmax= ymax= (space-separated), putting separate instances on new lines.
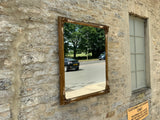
xmin=132 ymin=87 xmax=151 ymax=95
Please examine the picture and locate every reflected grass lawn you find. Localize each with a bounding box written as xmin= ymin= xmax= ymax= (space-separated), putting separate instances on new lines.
xmin=65 ymin=52 xmax=99 ymax=60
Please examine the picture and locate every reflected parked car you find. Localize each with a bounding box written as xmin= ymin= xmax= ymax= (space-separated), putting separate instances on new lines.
xmin=99 ymin=52 xmax=105 ymax=60
xmin=64 ymin=58 xmax=80 ymax=72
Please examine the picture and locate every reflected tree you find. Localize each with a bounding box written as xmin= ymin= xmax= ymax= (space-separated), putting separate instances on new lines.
xmin=64 ymin=22 xmax=105 ymax=59
xmin=64 ymin=23 xmax=82 ymax=58
xmin=79 ymin=26 xmax=105 ymax=58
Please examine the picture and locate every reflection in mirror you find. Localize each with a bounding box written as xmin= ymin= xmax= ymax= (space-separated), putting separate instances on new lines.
xmin=64 ymin=22 xmax=106 ymax=98
xmin=58 ymin=17 xmax=109 ymax=104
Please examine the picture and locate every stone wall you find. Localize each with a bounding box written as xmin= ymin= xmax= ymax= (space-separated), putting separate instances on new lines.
xmin=0 ymin=0 xmax=159 ymax=120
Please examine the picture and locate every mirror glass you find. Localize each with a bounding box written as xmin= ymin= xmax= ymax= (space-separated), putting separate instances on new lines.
xmin=63 ymin=22 xmax=106 ymax=99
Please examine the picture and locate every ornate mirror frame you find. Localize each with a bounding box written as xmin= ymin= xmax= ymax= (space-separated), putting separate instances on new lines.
xmin=58 ymin=16 xmax=110 ymax=105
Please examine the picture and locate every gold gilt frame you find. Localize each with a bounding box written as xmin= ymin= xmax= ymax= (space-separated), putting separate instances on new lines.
xmin=58 ymin=16 xmax=110 ymax=105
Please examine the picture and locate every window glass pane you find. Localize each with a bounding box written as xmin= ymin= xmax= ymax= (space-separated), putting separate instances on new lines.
xmin=131 ymin=55 xmax=135 ymax=72
xmin=129 ymin=16 xmax=134 ymax=36
xmin=135 ymin=37 xmax=145 ymax=53
xmin=130 ymin=37 xmax=135 ymax=53
xmin=137 ymin=71 xmax=146 ymax=88
xmin=135 ymin=18 xmax=144 ymax=37
xmin=130 ymin=16 xmax=146 ymax=91
xmin=136 ymin=54 xmax=145 ymax=71
xmin=131 ymin=72 xmax=136 ymax=90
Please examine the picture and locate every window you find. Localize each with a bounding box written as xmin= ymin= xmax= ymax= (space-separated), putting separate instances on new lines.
xmin=129 ymin=16 xmax=147 ymax=91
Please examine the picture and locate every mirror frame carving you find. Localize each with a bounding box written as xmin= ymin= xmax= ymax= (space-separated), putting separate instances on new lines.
xmin=58 ymin=16 xmax=110 ymax=105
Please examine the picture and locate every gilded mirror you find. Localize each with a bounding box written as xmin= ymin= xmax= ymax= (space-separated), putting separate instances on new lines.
xmin=58 ymin=17 xmax=109 ymax=105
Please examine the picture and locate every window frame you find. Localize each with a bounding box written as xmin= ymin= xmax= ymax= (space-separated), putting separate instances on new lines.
xmin=129 ymin=15 xmax=150 ymax=91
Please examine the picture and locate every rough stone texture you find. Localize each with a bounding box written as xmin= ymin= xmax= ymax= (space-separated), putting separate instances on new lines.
xmin=0 ymin=0 xmax=159 ymax=120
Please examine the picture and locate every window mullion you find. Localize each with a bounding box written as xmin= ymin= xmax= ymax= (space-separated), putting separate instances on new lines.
xmin=133 ymin=17 xmax=138 ymax=89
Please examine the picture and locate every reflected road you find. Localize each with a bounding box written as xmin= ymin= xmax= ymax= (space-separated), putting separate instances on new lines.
xmin=65 ymin=61 xmax=106 ymax=91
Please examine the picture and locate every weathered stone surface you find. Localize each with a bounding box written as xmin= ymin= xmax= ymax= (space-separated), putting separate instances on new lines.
xmin=0 ymin=103 xmax=10 ymax=113
xmin=0 ymin=0 xmax=159 ymax=120
xmin=0 ymin=111 xmax=10 ymax=120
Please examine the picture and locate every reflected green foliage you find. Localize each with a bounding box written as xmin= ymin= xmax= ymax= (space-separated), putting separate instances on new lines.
xmin=64 ymin=22 xmax=105 ymax=59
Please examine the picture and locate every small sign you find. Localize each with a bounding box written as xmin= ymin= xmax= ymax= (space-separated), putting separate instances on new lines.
xmin=127 ymin=101 xmax=149 ymax=120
